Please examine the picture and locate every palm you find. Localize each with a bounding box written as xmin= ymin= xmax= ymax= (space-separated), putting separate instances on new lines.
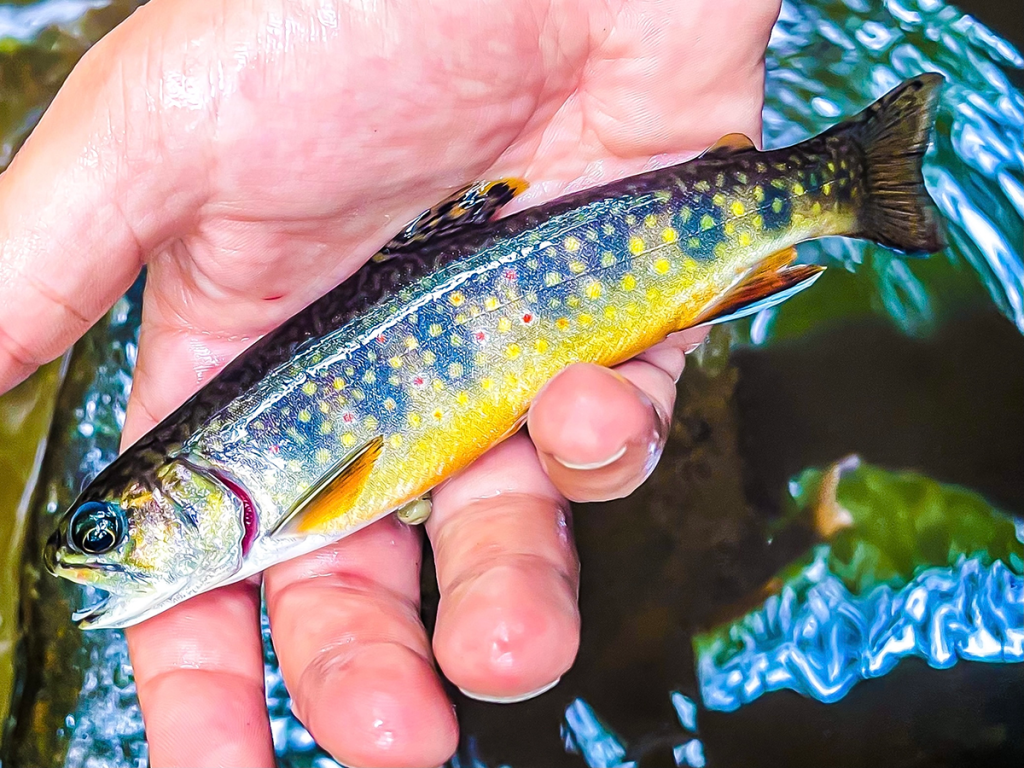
xmin=0 ymin=0 xmax=780 ymax=765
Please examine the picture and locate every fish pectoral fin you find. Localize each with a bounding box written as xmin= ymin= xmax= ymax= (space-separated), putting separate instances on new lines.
xmin=270 ymin=435 xmax=384 ymax=537
xmin=374 ymin=178 xmax=529 ymax=259
xmin=690 ymin=250 xmax=825 ymax=327
xmin=701 ymin=132 xmax=758 ymax=158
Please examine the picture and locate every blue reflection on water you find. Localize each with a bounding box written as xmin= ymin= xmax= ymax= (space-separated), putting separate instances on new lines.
xmin=761 ymin=0 xmax=1024 ymax=336
xmin=698 ymin=550 xmax=1024 ymax=712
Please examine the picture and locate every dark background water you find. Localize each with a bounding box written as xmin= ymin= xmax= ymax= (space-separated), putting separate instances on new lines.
xmin=1 ymin=1 xmax=1022 ymax=766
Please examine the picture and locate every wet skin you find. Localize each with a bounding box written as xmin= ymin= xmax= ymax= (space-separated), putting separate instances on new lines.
xmin=0 ymin=0 xmax=780 ymax=765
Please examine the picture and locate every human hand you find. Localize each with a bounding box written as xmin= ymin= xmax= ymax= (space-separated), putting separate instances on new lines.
xmin=0 ymin=0 xmax=779 ymax=765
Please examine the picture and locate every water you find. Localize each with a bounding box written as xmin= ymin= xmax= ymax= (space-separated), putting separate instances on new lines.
xmin=0 ymin=0 xmax=1021 ymax=766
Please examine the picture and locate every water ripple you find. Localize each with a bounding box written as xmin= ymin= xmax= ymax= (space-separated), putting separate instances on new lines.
xmin=697 ymin=551 xmax=1024 ymax=712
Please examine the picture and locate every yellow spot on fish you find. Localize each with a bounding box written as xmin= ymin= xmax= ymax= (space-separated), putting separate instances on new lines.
xmin=456 ymin=391 xmax=469 ymax=406
xmin=332 ymin=377 xmax=346 ymax=391
xmin=678 ymin=207 xmax=692 ymax=224
xmin=363 ymin=370 xmax=376 ymax=384
xmin=753 ymin=214 xmax=764 ymax=229
xmin=601 ymin=251 xmax=616 ymax=268
xmin=389 ymin=356 xmax=403 ymax=369
xmin=654 ymin=258 xmax=671 ymax=275
xmin=622 ymin=274 xmax=637 ymax=291
xmin=828 ymin=161 xmax=836 ymax=172
xmin=404 ymin=337 xmax=417 ymax=350
xmin=644 ymin=214 xmax=658 ymax=228
xmin=569 ymin=260 xmax=586 ymax=274
xmin=319 ymin=401 xmax=331 ymax=414
xmin=506 ymin=343 xmax=522 ymax=359
xmin=754 ymin=185 xmax=764 ymax=202
xmin=840 ymin=159 xmax=848 ymax=170
xmin=683 ymin=257 xmax=698 ymax=271
xmin=342 ymin=433 xmax=356 ymax=448
xmin=364 ymin=415 xmax=378 ymax=429
xmin=319 ymin=421 xmax=332 ymax=435
xmin=384 ymin=398 xmax=397 ymax=411
xmin=812 ymin=201 xmax=822 ymax=215
xmin=585 ymin=281 xmax=602 ymax=300
xmin=756 ymin=162 xmax=767 ymax=173
xmin=389 ymin=434 xmax=403 ymax=448
xmin=822 ymin=182 xmax=833 ymax=196
xmin=556 ymin=317 xmax=570 ymax=330
xmin=422 ymin=350 xmax=436 ymax=365
xmin=626 ymin=214 xmax=637 ymax=225
xmin=579 ymin=313 xmax=593 ymax=326
xmin=429 ymin=323 xmax=443 ymax=337
xmin=387 ymin=375 xmax=400 ymax=387
xmin=450 ymin=333 xmax=463 ymax=347
xmin=772 ymin=198 xmax=784 ymax=214
xmin=298 ymin=409 xmax=311 ymax=423
xmin=545 ymin=272 xmax=562 ymax=287
xmin=408 ymin=413 xmax=421 ymax=427
xmin=497 ymin=317 xmax=512 ymax=333
xmin=288 ymin=460 xmax=303 ymax=472
xmin=535 ymin=338 xmax=549 ymax=353
xmin=713 ymin=193 xmax=726 ymax=207
xmin=714 ymin=243 xmax=727 ymax=259
xmin=716 ymin=172 xmax=726 ymax=187
xmin=792 ymin=182 xmax=805 ymax=195
xmin=646 ymin=286 xmax=661 ymax=300
xmin=567 ymin=295 xmax=581 ymax=308
xmin=688 ymin=237 xmax=701 ymax=250
xmin=661 ymin=227 xmax=678 ymax=244
xmin=302 ymin=381 xmax=317 ymax=396
xmin=771 ymin=178 xmax=786 ymax=189
xmin=695 ymin=180 xmax=710 ymax=192
xmin=629 ymin=236 xmax=645 ymax=255
xmin=604 ymin=305 xmax=617 ymax=319
xmin=448 ymin=363 xmax=463 ymax=378
xmin=700 ymin=214 xmax=715 ymax=231
xmin=724 ymin=222 xmax=735 ymax=236
xmin=433 ymin=408 xmax=444 ymax=421
xmin=484 ymin=296 xmax=499 ymax=311
xmin=602 ymin=222 xmax=616 ymax=236
xmin=731 ymin=201 xmax=746 ymax=217
xmin=449 ymin=291 xmax=464 ymax=306
xmin=315 ymin=448 xmax=332 ymax=465
xmin=565 ymin=236 xmax=581 ymax=252
xmin=481 ymin=377 xmax=494 ymax=391
xmin=433 ymin=379 xmax=445 ymax=391
xmin=739 ymin=232 xmax=752 ymax=247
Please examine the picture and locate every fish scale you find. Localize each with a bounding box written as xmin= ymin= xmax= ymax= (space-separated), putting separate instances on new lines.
xmin=44 ymin=74 xmax=947 ymax=628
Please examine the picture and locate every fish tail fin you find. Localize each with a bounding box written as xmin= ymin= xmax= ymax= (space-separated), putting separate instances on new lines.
xmin=840 ymin=73 xmax=946 ymax=255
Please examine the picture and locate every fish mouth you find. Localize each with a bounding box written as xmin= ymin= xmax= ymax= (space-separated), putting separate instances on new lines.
xmin=74 ymin=583 xmax=186 ymax=630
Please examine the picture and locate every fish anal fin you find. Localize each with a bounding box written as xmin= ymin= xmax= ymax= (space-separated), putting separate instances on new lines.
xmin=691 ymin=254 xmax=824 ymax=327
xmin=701 ymin=132 xmax=758 ymax=158
xmin=271 ymin=435 xmax=384 ymax=537
xmin=376 ymin=177 xmax=529 ymax=258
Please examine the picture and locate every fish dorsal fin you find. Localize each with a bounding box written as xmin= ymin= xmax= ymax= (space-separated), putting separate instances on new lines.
xmin=690 ymin=248 xmax=824 ymax=327
xmin=701 ymin=132 xmax=758 ymax=159
xmin=375 ymin=177 xmax=529 ymax=259
xmin=270 ymin=435 xmax=384 ymax=537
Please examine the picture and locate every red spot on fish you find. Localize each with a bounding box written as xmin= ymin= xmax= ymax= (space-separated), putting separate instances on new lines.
xmin=413 ymin=376 xmax=424 ymax=387
xmin=343 ymin=412 xmax=354 ymax=423
xmin=475 ymin=331 xmax=487 ymax=342
xmin=269 ymin=444 xmax=280 ymax=455
xmin=522 ymin=313 xmax=533 ymax=323
xmin=503 ymin=268 xmax=517 ymax=280
xmin=377 ymin=334 xmax=386 ymax=344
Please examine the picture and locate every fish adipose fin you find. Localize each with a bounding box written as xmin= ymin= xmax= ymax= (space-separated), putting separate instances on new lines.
xmin=702 ymin=132 xmax=758 ymax=158
xmin=837 ymin=73 xmax=946 ymax=254
xmin=271 ymin=435 xmax=384 ymax=536
xmin=691 ymin=247 xmax=825 ymax=327
xmin=376 ymin=177 xmax=529 ymax=258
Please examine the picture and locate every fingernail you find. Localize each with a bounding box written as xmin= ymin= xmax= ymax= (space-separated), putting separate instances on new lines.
xmin=458 ymin=676 xmax=561 ymax=704
xmin=553 ymin=444 xmax=627 ymax=471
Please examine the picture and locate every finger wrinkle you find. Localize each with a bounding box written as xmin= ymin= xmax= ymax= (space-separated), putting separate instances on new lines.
xmin=266 ymin=571 xmax=420 ymax=620
xmin=139 ymin=666 xmax=265 ymax=703
xmin=440 ymin=549 xmax=578 ymax=600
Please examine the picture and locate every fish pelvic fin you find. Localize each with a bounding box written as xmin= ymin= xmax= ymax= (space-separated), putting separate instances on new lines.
xmin=375 ymin=178 xmax=529 ymax=258
xmin=690 ymin=247 xmax=825 ymax=327
xmin=271 ymin=435 xmax=384 ymax=537
xmin=838 ymin=73 xmax=946 ymax=255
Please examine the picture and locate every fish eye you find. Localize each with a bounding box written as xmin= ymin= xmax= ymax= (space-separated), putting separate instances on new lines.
xmin=69 ymin=501 xmax=126 ymax=555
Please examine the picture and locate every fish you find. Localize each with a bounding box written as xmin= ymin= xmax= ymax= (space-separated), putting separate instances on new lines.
xmin=44 ymin=74 xmax=946 ymax=629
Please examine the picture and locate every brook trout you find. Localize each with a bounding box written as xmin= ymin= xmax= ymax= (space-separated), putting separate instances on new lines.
xmin=46 ymin=75 xmax=945 ymax=629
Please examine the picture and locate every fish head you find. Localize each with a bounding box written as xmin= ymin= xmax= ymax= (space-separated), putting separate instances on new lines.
xmin=45 ymin=456 xmax=248 ymax=629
